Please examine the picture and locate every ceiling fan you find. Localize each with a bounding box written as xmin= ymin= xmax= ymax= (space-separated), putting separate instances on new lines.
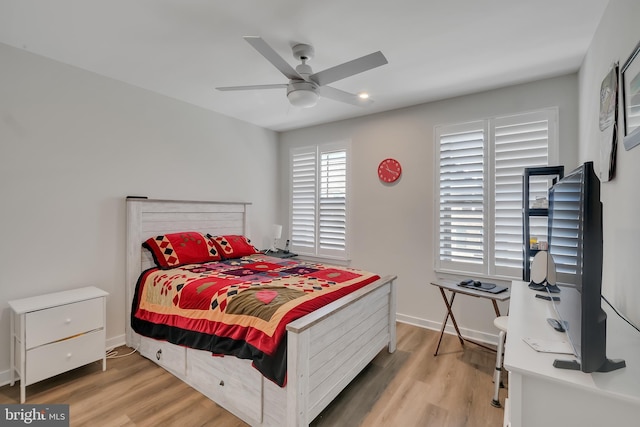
xmin=216 ymin=36 xmax=388 ymax=108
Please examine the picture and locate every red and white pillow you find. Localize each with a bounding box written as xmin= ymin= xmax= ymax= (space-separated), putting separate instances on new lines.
xmin=207 ymin=234 xmax=260 ymax=259
xmin=143 ymin=231 xmax=222 ymax=269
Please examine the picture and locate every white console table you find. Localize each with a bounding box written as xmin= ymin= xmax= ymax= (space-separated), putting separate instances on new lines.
xmin=504 ymin=281 xmax=640 ymax=427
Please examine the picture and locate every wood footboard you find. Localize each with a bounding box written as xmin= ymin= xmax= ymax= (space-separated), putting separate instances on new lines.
xmin=285 ymin=275 xmax=396 ymax=426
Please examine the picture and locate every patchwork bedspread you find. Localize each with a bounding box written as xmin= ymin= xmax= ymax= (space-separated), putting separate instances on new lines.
xmin=132 ymin=254 xmax=380 ymax=386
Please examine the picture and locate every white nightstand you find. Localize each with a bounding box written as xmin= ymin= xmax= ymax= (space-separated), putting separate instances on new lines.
xmin=8 ymin=286 xmax=108 ymax=403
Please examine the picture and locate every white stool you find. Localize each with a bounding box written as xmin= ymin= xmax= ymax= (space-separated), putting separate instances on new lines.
xmin=491 ymin=315 xmax=508 ymax=408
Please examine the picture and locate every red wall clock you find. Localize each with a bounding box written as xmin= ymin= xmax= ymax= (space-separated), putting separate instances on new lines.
xmin=378 ymin=158 xmax=402 ymax=183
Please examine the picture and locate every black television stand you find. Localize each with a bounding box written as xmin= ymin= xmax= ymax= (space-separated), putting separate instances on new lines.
xmin=553 ymin=357 xmax=626 ymax=372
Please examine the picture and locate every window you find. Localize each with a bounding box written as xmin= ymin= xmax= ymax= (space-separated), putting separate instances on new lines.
xmin=290 ymin=141 xmax=350 ymax=260
xmin=435 ymin=108 xmax=558 ymax=279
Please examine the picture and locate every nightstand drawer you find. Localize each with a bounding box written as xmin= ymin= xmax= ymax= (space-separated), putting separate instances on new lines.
xmin=25 ymin=329 xmax=105 ymax=385
xmin=26 ymin=298 xmax=103 ymax=349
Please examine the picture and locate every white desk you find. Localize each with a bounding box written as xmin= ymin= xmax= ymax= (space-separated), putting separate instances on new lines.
xmin=504 ymin=281 xmax=640 ymax=427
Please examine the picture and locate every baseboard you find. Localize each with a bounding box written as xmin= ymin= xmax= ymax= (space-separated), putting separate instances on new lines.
xmin=106 ymin=334 xmax=127 ymax=352
xmin=0 ymin=369 xmax=11 ymax=388
xmin=396 ymin=313 xmax=499 ymax=346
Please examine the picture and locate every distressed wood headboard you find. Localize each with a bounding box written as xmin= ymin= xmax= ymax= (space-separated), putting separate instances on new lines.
xmin=125 ymin=198 xmax=252 ymax=346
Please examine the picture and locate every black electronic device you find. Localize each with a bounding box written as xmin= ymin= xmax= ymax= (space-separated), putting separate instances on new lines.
xmin=265 ymin=249 xmax=297 ymax=259
xmin=459 ymin=278 xmax=492 ymax=288
xmin=458 ymin=279 xmax=507 ymax=294
xmin=546 ymin=161 xmax=625 ymax=373
xmin=547 ymin=318 xmax=567 ymax=332
xmin=536 ymin=294 xmax=560 ymax=302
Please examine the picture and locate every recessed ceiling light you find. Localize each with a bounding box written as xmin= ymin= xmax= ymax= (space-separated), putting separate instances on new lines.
xmin=358 ymin=92 xmax=370 ymax=99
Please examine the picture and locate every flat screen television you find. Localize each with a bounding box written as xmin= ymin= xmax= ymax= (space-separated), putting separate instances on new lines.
xmin=546 ymin=161 xmax=625 ymax=373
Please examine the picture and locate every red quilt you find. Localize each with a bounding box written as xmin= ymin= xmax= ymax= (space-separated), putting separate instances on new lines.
xmin=131 ymin=254 xmax=380 ymax=386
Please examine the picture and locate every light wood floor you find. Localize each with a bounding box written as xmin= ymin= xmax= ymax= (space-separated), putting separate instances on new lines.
xmin=0 ymin=323 xmax=506 ymax=427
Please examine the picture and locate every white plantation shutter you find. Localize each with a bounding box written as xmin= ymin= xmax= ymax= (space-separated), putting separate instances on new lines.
xmin=291 ymin=149 xmax=316 ymax=250
xmin=437 ymin=122 xmax=486 ymax=274
xmin=319 ymin=151 xmax=347 ymax=253
xmin=290 ymin=142 xmax=349 ymax=259
xmin=436 ymin=109 xmax=557 ymax=279
xmin=493 ymin=111 xmax=553 ymax=277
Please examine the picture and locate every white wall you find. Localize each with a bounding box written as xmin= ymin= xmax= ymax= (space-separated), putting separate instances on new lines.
xmin=579 ymin=0 xmax=640 ymax=328
xmin=280 ymin=75 xmax=579 ymax=339
xmin=0 ymin=43 xmax=279 ymax=383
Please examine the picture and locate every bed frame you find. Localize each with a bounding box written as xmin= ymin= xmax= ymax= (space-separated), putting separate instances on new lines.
xmin=125 ymin=198 xmax=397 ymax=426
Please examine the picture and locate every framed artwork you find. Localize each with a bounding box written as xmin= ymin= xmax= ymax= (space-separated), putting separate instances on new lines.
xmin=599 ymin=64 xmax=618 ymax=181
xmin=621 ymin=40 xmax=640 ymax=151
xmin=600 ymin=64 xmax=618 ymax=130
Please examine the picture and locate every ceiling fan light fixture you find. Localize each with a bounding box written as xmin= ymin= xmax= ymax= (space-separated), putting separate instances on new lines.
xmin=287 ymin=81 xmax=319 ymax=108
xmin=218 ymin=37 xmax=388 ymax=109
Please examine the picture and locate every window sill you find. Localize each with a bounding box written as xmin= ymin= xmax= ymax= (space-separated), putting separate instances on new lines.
xmin=295 ymin=254 xmax=351 ymax=267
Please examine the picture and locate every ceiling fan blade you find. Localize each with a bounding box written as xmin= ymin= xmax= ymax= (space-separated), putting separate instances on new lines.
xmin=243 ymin=36 xmax=302 ymax=80
xmin=310 ymin=51 xmax=388 ymax=86
xmin=216 ymin=84 xmax=287 ymax=91
xmin=318 ymin=86 xmax=374 ymax=107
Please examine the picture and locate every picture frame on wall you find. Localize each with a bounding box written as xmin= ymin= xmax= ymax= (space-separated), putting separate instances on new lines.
xmin=621 ymin=40 xmax=640 ymax=151
xmin=599 ymin=63 xmax=618 ymax=181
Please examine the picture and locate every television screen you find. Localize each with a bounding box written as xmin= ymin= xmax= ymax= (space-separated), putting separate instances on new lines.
xmin=547 ymin=161 xmax=624 ymax=373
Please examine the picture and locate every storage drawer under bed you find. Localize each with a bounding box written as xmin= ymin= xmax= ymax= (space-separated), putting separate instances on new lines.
xmin=139 ymin=336 xmax=186 ymax=377
xmin=187 ymin=347 xmax=263 ymax=424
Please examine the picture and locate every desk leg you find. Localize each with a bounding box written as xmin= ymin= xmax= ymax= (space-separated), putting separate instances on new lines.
xmin=492 ymin=300 xmax=502 ymax=317
xmin=434 ymin=288 xmax=464 ymax=356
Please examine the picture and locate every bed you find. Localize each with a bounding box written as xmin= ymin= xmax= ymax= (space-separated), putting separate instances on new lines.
xmin=125 ymin=198 xmax=397 ymax=427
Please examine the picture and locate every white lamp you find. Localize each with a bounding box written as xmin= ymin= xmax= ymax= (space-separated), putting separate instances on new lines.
xmin=270 ymin=224 xmax=282 ymax=252
xmin=287 ymin=81 xmax=319 ymax=108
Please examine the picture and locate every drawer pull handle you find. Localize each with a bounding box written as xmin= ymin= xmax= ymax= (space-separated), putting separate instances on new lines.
xmin=156 ymin=349 xmax=162 ymax=360
xmin=219 ymin=380 xmax=224 ymax=386
xmin=65 ymin=318 xmax=72 ymax=324
xmin=67 ymin=353 xmax=72 ymax=358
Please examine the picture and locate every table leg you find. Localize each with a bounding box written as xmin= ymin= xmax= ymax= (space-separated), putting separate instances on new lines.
xmin=492 ymin=300 xmax=502 ymax=317
xmin=441 ymin=288 xmax=464 ymax=343
xmin=434 ymin=287 xmax=464 ymax=356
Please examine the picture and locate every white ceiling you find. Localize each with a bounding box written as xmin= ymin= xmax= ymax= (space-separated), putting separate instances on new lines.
xmin=0 ymin=0 xmax=610 ymax=132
